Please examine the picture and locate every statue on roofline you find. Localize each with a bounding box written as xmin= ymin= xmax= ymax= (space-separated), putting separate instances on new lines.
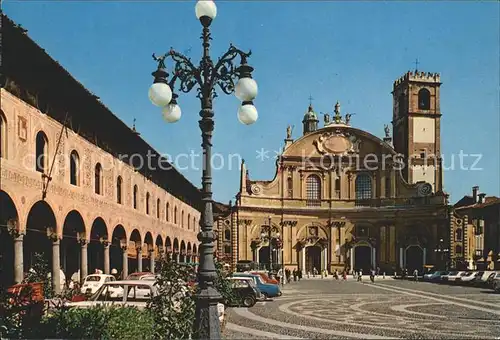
xmin=384 ymin=124 xmax=390 ymax=138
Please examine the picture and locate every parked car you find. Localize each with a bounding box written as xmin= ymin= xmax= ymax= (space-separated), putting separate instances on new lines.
xmin=230 ymin=276 xmax=264 ymax=301
xmin=492 ymin=273 xmax=500 ymax=293
xmin=232 ymin=273 xmax=281 ymax=299
xmin=228 ymin=277 xmax=259 ymax=307
xmin=423 ymin=271 xmax=447 ymax=282
xmin=66 ymin=280 xmax=225 ymax=324
xmin=249 ymin=271 xmax=279 ymax=284
xmin=126 ymin=272 xmax=154 ymax=280
xmin=458 ymin=271 xmax=479 ymax=284
xmin=445 ymin=271 xmax=464 ymax=283
xmin=474 ymin=271 xmax=497 ymax=287
xmin=80 ymin=274 xmax=117 ymax=295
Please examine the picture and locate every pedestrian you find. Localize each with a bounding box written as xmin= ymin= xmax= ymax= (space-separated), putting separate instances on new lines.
xmin=293 ymin=269 xmax=297 ymax=282
xmin=298 ymin=269 xmax=302 ymax=281
xmin=376 ymin=266 xmax=380 ymax=277
xmin=358 ymin=269 xmax=363 ymax=282
xmin=370 ymin=269 xmax=375 ymax=283
xmin=413 ymin=269 xmax=418 ymax=281
xmin=342 ymin=270 xmax=347 ymax=280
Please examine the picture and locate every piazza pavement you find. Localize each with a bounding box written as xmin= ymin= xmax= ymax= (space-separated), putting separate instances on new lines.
xmin=223 ymin=276 xmax=500 ymax=339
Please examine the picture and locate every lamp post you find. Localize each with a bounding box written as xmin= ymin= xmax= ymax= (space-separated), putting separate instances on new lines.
xmin=434 ymin=238 xmax=449 ymax=270
xmin=260 ymin=216 xmax=281 ymax=278
xmin=147 ymin=1 xmax=258 ymax=338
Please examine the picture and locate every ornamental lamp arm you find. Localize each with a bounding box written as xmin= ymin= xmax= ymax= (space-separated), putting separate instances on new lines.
xmin=210 ymin=44 xmax=252 ymax=92
xmin=167 ymin=49 xmax=203 ymax=91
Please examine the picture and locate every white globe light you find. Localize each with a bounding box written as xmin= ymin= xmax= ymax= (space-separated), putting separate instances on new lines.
xmin=195 ymin=0 xmax=217 ymax=19
xmin=149 ymin=83 xmax=172 ymax=107
xmin=235 ymin=77 xmax=258 ymax=101
xmin=162 ymin=103 xmax=182 ymax=123
xmin=238 ymin=104 xmax=258 ymax=125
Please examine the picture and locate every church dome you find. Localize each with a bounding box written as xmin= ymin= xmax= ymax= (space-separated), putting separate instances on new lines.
xmin=302 ymin=104 xmax=318 ymax=121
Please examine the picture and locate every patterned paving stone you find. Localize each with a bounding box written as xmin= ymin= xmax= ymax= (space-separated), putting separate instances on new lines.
xmin=223 ymin=279 xmax=500 ymax=339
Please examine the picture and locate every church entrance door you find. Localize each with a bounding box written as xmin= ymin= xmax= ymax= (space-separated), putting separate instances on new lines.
xmin=406 ymin=246 xmax=423 ymax=274
xmin=258 ymin=246 xmax=270 ymax=270
xmin=305 ymin=246 xmax=321 ymax=274
xmin=354 ymin=245 xmax=372 ymax=273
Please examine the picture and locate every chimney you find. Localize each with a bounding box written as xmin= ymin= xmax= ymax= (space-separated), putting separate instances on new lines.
xmin=478 ymin=193 xmax=486 ymax=204
xmin=472 ymin=186 xmax=479 ymax=202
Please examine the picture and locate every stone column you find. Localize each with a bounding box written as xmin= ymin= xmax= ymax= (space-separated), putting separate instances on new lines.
xmin=103 ymin=242 xmax=110 ymax=274
xmin=137 ymin=247 xmax=143 ymax=272
xmin=301 ymin=247 xmax=306 ymax=275
xmin=52 ymin=238 xmax=61 ymax=294
xmin=149 ymin=250 xmax=155 ymax=274
xmin=350 ymin=247 xmax=354 ymax=272
xmin=372 ymin=247 xmax=376 ymax=269
xmin=121 ymin=246 xmax=128 ymax=279
xmin=399 ymin=247 xmax=404 ymax=268
xmin=423 ymin=248 xmax=427 ymax=267
xmin=14 ymin=234 xmax=24 ymax=284
xmin=324 ymin=247 xmax=328 ymax=271
xmin=80 ymin=241 xmax=88 ymax=282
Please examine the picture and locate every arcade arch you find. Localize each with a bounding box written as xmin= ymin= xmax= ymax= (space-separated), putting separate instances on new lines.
xmin=0 ymin=190 xmax=19 ymax=286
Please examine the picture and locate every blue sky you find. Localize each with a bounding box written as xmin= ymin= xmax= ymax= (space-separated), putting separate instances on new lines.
xmin=4 ymin=0 xmax=499 ymax=203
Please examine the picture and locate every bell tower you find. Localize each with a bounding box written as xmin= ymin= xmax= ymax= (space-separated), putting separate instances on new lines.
xmin=392 ymin=69 xmax=443 ymax=193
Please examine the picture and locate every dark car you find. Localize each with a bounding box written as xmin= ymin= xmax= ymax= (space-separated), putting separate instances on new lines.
xmin=228 ymin=277 xmax=259 ymax=307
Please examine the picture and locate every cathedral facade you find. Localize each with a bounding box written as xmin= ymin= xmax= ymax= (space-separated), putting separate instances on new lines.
xmin=233 ymin=71 xmax=451 ymax=275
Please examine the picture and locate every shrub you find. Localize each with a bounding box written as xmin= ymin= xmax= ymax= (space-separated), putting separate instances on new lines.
xmin=40 ymin=305 xmax=155 ymax=339
xmin=148 ymin=259 xmax=196 ymax=339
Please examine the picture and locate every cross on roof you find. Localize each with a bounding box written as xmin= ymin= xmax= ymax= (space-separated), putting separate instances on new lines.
xmin=308 ymin=95 xmax=314 ymax=106
xmin=414 ymin=58 xmax=420 ymax=72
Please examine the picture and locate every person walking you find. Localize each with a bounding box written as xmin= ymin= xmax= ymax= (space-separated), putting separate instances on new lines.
xmin=370 ymin=268 xmax=375 ymax=283
xmin=293 ymin=269 xmax=297 ymax=282
xmin=298 ymin=269 xmax=302 ymax=281
xmin=357 ymin=269 xmax=363 ymax=282
xmin=413 ymin=269 xmax=418 ymax=282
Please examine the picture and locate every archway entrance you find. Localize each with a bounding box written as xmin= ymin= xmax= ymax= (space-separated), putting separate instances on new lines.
xmin=144 ymin=232 xmax=154 ymax=271
xmin=61 ymin=210 xmax=86 ymax=281
xmin=258 ymin=246 xmax=270 ymax=270
xmin=305 ymin=246 xmax=321 ymax=274
xmin=0 ymin=191 xmax=18 ymax=286
xmin=24 ymin=201 xmax=56 ymax=275
xmin=89 ymin=217 xmax=108 ymax=274
xmin=406 ymin=246 xmax=424 ymax=274
xmin=129 ymin=229 xmax=142 ymax=273
xmin=354 ymin=245 xmax=372 ymax=273
xmin=111 ymin=225 xmax=126 ymax=276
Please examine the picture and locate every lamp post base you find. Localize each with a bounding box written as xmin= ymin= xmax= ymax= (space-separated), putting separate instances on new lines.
xmin=193 ymin=286 xmax=222 ymax=339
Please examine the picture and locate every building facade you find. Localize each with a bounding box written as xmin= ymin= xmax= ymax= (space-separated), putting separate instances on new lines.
xmin=233 ymin=71 xmax=452 ymax=275
xmin=0 ymin=15 xmax=201 ymax=292
xmin=452 ymin=186 xmax=500 ymax=270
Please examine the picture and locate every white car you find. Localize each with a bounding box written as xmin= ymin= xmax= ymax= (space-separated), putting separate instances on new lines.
xmin=68 ymin=280 xmax=224 ymax=324
xmin=458 ymin=271 xmax=478 ymax=283
xmin=80 ymin=274 xmax=118 ymax=295
xmin=447 ymin=271 xmax=466 ymax=282
xmin=492 ymin=273 xmax=500 ymax=292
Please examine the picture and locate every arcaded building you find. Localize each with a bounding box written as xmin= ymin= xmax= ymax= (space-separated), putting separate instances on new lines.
xmin=234 ymin=71 xmax=452 ymax=275
xmin=0 ymin=15 xmax=201 ymax=292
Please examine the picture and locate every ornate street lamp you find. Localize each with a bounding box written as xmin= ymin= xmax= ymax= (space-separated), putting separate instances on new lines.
xmin=434 ymin=238 xmax=449 ymax=270
xmin=260 ymin=216 xmax=281 ymax=277
xmin=148 ymin=1 xmax=258 ymax=338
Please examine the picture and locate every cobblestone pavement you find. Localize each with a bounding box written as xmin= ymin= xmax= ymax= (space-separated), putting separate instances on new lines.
xmin=223 ymin=278 xmax=500 ymax=339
